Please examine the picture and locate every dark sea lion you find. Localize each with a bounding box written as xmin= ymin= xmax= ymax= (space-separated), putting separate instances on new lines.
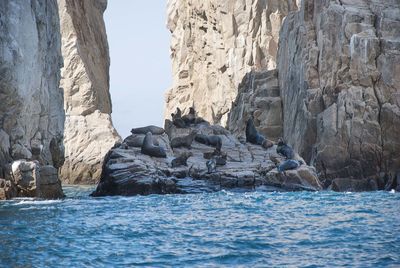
xmin=131 ymin=125 xmax=165 ymax=135
xmin=195 ymin=134 xmax=222 ymax=151
xmin=278 ymin=159 xmax=301 ymax=172
xmin=172 ymin=108 xmax=188 ymax=128
xmin=174 ymin=107 xmax=182 ymax=118
xmin=170 ymin=131 xmax=197 ymax=149
xmin=171 ymin=151 xmax=193 ymax=168
xmin=124 ymin=135 xmax=159 ymax=147
xmin=246 ymin=118 xmax=266 ymax=145
xmin=173 ymin=118 xmax=187 ymax=128
xmin=141 ymin=132 xmax=167 ymax=158
xmin=214 ymin=154 xmax=227 ymax=166
xmin=261 ymin=139 xmax=274 ymax=149
xmin=203 ymin=149 xmax=226 ymax=159
xmin=206 ymin=158 xmax=217 ymax=173
xmin=182 ymin=107 xmax=196 ymax=125
xmin=276 ymin=138 xmax=295 ymax=159
xmin=194 ymin=117 xmax=207 ymax=125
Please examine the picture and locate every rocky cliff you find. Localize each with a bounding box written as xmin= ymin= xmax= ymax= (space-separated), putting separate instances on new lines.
xmin=166 ymin=0 xmax=400 ymax=188
xmin=165 ymin=0 xmax=298 ymax=125
xmin=58 ymin=0 xmax=121 ymax=184
xmin=277 ymin=0 xmax=400 ymax=183
xmin=0 ymin=0 xmax=65 ymax=199
xmin=0 ymin=0 xmax=65 ymax=175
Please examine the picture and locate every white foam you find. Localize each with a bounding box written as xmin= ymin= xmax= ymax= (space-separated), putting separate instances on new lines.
xmin=12 ymin=199 xmax=62 ymax=206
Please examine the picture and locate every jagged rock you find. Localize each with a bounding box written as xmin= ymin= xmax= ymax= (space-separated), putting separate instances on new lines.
xmin=0 ymin=178 xmax=17 ymax=200
xmin=37 ymin=166 xmax=65 ymax=199
xmin=165 ymin=0 xmax=298 ymax=126
xmin=92 ymin=122 xmax=322 ymax=196
xmin=277 ymin=0 xmax=400 ymax=182
xmin=58 ymin=0 xmax=121 ymax=184
xmin=2 ymin=160 xmax=64 ymax=199
xmin=228 ymin=70 xmax=283 ymax=141
xmin=0 ymin=0 xmax=65 ymax=172
xmin=330 ymin=178 xmax=378 ymax=192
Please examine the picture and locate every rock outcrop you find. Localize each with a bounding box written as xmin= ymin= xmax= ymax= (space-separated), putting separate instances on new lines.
xmin=165 ymin=0 xmax=298 ymax=125
xmin=0 ymin=160 xmax=64 ymax=200
xmin=58 ymin=0 xmax=121 ymax=184
xmin=92 ymin=122 xmax=322 ymax=197
xmin=0 ymin=1 xmax=65 ymax=180
xmin=165 ymin=0 xmax=400 ymax=190
xmin=277 ymin=0 xmax=400 ymax=183
xmin=227 ymin=69 xmax=282 ymax=141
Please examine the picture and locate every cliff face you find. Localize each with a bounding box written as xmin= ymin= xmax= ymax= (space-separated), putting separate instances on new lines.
xmin=58 ymin=0 xmax=121 ymax=184
xmin=227 ymin=69 xmax=282 ymax=141
xmin=165 ymin=0 xmax=298 ymax=125
xmin=278 ymin=0 xmax=400 ymax=181
xmin=0 ymin=0 xmax=65 ymax=175
xmin=166 ymin=0 xmax=400 ymax=185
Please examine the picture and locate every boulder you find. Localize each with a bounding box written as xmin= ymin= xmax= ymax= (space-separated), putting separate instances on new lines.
xmin=1 ymin=160 xmax=65 ymax=200
xmin=0 ymin=178 xmax=17 ymax=200
xmin=330 ymin=178 xmax=378 ymax=192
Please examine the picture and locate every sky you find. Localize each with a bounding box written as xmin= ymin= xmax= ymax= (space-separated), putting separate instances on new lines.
xmin=104 ymin=1 xmax=172 ymax=139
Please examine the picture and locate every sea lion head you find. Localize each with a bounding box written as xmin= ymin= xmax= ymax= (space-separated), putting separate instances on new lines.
xmin=277 ymin=137 xmax=285 ymax=146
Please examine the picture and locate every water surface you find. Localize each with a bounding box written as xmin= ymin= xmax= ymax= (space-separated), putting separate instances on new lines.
xmin=1 ymin=186 xmax=399 ymax=267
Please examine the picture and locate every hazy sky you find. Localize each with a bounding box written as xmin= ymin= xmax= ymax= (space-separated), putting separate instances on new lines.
xmin=104 ymin=1 xmax=172 ymax=138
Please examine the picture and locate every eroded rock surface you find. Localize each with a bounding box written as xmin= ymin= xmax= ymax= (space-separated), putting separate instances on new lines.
xmin=58 ymin=0 xmax=121 ymax=184
xmin=228 ymin=69 xmax=282 ymax=141
xmin=92 ymin=122 xmax=322 ymax=197
xmin=0 ymin=160 xmax=64 ymax=200
xmin=0 ymin=1 xmax=65 ymax=184
xmin=277 ymin=0 xmax=400 ymax=183
xmin=165 ymin=0 xmax=298 ymax=125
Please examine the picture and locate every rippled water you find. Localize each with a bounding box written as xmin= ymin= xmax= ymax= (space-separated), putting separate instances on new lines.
xmin=1 ymin=187 xmax=399 ymax=267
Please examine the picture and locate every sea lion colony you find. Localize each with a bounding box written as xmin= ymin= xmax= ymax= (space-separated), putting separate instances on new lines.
xmin=135 ymin=108 xmax=302 ymax=173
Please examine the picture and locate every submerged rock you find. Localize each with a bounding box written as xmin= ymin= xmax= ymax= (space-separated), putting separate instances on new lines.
xmin=92 ymin=122 xmax=322 ymax=197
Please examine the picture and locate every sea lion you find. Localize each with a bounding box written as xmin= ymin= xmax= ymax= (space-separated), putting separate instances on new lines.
xmin=195 ymin=134 xmax=222 ymax=151
xmin=131 ymin=125 xmax=165 ymax=135
xmin=141 ymin=132 xmax=167 ymax=158
xmin=124 ymin=135 xmax=159 ymax=147
xmin=194 ymin=117 xmax=207 ymax=125
xmin=206 ymin=158 xmax=217 ymax=173
xmin=276 ymin=138 xmax=295 ymax=159
xmin=171 ymin=151 xmax=193 ymax=168
xmin=246 ymin=118 xmax=266 ymax=145
xmin=214 ymin=154 xmax=227 ymax=166
xmin=182 ymin=107 xmax=196 ymax=125
xmin=173 ymin=107 xmax=182 ymax=119
xmin=203 ymin=149 xmax=222 ymax=160
xmin=173 ymin=118 xmax=187 ymax=128
xmin=170 ymin=131 xmax=197 ymax=149
xmin=278 ymin=159 xmax=301 ymax=172
xmin=172 ymin=108 xmax=187 ymax=128
xmin=261 ymin=139 xmax=274 ymax=149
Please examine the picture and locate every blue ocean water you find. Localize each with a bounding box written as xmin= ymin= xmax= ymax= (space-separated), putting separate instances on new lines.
xmin=0 ymin=187 xmax=399 ymax=267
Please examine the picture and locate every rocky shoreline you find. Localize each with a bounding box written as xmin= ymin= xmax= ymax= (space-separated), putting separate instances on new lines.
xmin=91 ymin=120 xmax=324 ymax=197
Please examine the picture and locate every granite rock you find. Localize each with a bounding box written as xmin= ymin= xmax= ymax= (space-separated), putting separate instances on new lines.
xmin=0 ymin=0 xmax=65 ymax=175
xmin=0 ymin=160 xmax=64 ymax=200
xmin=277 ymin=0 xmax=400 ymax=182
xmin=58 ymin=0 xmax=121 ymax=184
xmin=165 ymin=0 xmax=298 ymax=126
